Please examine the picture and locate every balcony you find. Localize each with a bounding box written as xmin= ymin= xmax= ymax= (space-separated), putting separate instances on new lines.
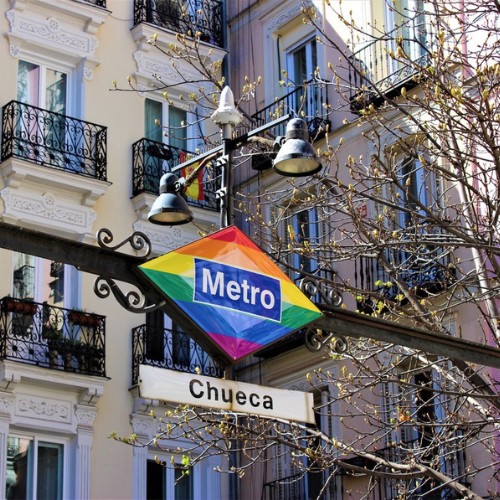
xmin=348 ymin=18 xmax=434 ymax=109
xmin=1 ymin=101 xmax=107 ymax=181
xmin=355 ymin=245 xmax=455 ymax=313
xmin=263 ymin=472 xmax=341 ymax=500
xmin=375 ymin=437 xmax=468 ymax=497
xmin=80 ymin=0 xmax=106 ymax=6
xmin=250 ymin=81 xmax=330 ymax=170
xmin=132 ymin=324 xmax=223 ymax=386
xmin=132 ymin=138 xmax=220 ymax=212
xmin=0 ymin=297 xmax=106 ymax=377
xmin=133 ymin=0 xmax=224 ymax=48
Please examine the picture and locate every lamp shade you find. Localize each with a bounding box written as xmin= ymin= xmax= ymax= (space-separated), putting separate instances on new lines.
xmin=273 ymin=118 xmax=322 ymax=176
xmin=148 ymin=173 xmax=193 ymax=225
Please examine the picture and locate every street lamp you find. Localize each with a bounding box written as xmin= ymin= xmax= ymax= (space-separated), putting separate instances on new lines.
xmin=147 ymin=173 xmax=193 ymax=225
xmin=147 ymin=86 xmax=322 ymax=226
xmin=273 ymin=118 xmax=322 ymax=176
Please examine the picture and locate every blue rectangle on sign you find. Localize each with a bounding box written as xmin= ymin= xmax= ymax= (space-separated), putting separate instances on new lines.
xmin=194 ymin=258 xmax=282 ymax=322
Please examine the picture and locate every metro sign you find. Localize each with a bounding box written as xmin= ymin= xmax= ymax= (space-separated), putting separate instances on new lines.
xmin=137 ymin=226 xmax=322 ymax=363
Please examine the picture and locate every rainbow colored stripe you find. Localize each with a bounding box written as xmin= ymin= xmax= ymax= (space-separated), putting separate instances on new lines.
xmin=138 ymin=226 xmax=322 ymax=362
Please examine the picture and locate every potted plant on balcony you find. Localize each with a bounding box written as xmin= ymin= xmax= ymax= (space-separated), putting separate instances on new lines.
xmin=67 ymin=309 xmax=101 ymax=328
xmin=76 ymin=341 xmax=101 ymax=374
xmin=43 ymin=326 xmax=64 ymax=368
xmin=3 ymin=297 xmax=38 ymax=316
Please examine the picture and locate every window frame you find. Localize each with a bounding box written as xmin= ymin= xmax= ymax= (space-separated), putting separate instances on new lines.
xmin=17 ymin=57 xmax=76 ymax=118
xmin=144 ymin=96 xmax=197 ymax=153
xmin=6 ymin=433 xmax=70 ymax=500
xmin=146 ymin=454 xmax=194 ymax=500
xmin=12 ymin=253 xmax=81 ymax=310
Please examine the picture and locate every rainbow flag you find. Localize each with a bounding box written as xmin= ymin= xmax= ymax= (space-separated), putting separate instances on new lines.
xmin=138 ymin=226 xmax=323 ymax=362
xmin=180 ymin=151 xmax=204 ymax=201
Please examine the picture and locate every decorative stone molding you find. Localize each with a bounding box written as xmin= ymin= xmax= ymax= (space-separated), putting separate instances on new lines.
xmin=131 ymin=413 xmax=155 ymax=440
xmin=262 ymin=0 xmax=313 ymax=33
xmin=6 ymin=9 xmax=98 ymax=58
xmin=132 ymin=49 xmax=203 ymax=95
xmin=132 ymin=219 xmax=192 ymax=256
xmin=11 ymin=0 xmax=109 ymax=30
xmin=0 ymin=396 xmax=15 ymax=418
xmin=1 ymin=187 xmax=97 ymax=235
xmin=130 ymin=22 xmax=225 ymax=93
xmin=0 ymin=158 xmax=110 ymax=240
xmin=131 ymin=190 xmax=217 ymax=254
xmin=5 ymin=0 xmax=109 ymax=78
xmin=75 ymin=404 xmax=98 ymax=430
xmin=16 ymin=395 xmax=71 ymax=423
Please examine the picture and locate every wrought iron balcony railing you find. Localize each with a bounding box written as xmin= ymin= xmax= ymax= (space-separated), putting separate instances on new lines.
xmin=133 ymin=0 xmax=224 ymax=48
xmin=0 ymin=297 xmax=106 ymax=376
xmin=355 ymin=242 xmax=455 ymax=312
xmin=80 ymin=0 xmax=106 ymax=6
xmin=252 ymin=80 xmax=330 ymax=139
xmin=263 ymin=472 xmax=340 ymax=500
xmin=348 ymin=17 xmax=434 ymax=106
xmin=375 ymin=437 xmax=468 ymax=498
xmin=132 ymin=324 xmax=223 ymax=386
xmin=132 ymin=137 xmax=221 ymax=211
xmin=263 ymin=474 xmax=306 ymax=500
xmin=1 ymin=101 xmax=107 ymax=180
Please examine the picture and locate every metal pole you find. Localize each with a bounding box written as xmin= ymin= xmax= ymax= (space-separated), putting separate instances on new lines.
xmin=220 ymin=123 xmax=233 ymax=228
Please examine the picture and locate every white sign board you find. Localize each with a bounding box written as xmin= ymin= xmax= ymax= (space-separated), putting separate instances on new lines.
xmin=139 ymin=365 xmax=315 ymax=424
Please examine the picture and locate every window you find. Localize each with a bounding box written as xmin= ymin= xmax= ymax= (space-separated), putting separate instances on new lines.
xmin=5 ymin=436 xmax=64 ymax=500
xmin=286 ymin=38 xmax=317 ymax=87
xmin=15 ymin=59 xmax=95 ymax=176
xmin=381 ymin=368 xmax=463 ymax=497
xmin=17 ymin=60 xmax=67 ymax=113
xmin=286 ymin=38 xmax=318 ymax=119
xmin=386 ymin=0 xmax=426 ymax=72
xmin=277 ymin=206 xmax=319 ymax=283
xmin=146 ymin=459 xmax=193 ymax=500
xmin=269 ymin=389 xmax=338 ymax=500
xmin=144 ymin=98 xmax=188 ymax=150
xmin=143 ymin=98 xmax=190 ymax=191
xmin=12 ymin=253 xmax=80 ymax=309
xmin=144 ymin=310 xmax=194 ymax=370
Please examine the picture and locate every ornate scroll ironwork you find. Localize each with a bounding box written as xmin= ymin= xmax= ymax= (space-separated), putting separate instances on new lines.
xmin=96 ymin=228 xmax=152 ymax=258
xmin=299 ymin=276 xmax=343 ymax=307
xmin=304 ymin=326 xmax=348 ymax=354
xmin=299 ymin=275 xmax=346 ymax=354
xmin=94 ymin=229 xmax=168 ymax=313
xmin=94 ymin=276 xmax=165 ymax=314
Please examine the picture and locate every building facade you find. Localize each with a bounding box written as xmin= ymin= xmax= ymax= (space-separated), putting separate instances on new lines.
xmin=0 ymin=0 xmax=499 ymax=499
xmin=0 ymin=0 xmax=229 ymax=498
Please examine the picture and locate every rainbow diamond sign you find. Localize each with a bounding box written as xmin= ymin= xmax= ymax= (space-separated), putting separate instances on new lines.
xmin=137 ymin=226 xmax=323 ymax=363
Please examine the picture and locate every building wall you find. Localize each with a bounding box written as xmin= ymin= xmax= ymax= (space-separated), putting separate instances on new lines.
xmin=0 ymin=0 xmax=227 ymax=498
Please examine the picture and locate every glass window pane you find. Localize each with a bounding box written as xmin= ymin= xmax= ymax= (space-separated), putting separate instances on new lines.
xmin=145 ymin=309 xmax=165 ymax=363
xmin=17 ymin=61 xmax=40 ymax=105
xmin=168 ymin=106 xmax=187 ymax=151
xmin=174 ymin=467 xmax=193 ymax=500
xmin=145 ymin=99 xmax=164 ymax=143
xmin=293 ymin=45 xmax=307 ymax=85
xmin=45 ymin=69 xmax=67 ymax=115
xmin=37 ymin=442 xmax=63 ymax=500
xmin=147 ymin=460 xmax=165 ymax=500
xmin=13 ymin=253 xmax=35 ymax=300
xmin=6 ymin=437 xmax=33 ymax=500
